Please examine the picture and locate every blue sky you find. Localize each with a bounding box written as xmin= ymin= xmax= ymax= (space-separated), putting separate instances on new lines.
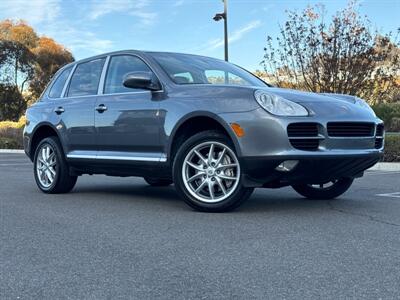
xmin=0 ymin=0 xmax=399 ymax=71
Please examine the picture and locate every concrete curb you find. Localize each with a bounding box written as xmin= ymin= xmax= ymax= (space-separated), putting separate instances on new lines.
xmin=1 ymin=149 xmax=399 ymax=171
xmin=0 ymin=149 xmax=25 ymax=154
xmin=368 ymin=162 xmax=400 ymax=172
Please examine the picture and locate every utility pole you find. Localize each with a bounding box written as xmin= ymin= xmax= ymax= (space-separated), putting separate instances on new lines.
xmin=213 ymin=0 xmax=228 ymax=61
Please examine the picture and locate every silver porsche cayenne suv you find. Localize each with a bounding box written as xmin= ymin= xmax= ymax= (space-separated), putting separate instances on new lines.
xmin=23 ymin=50 xmax=384 ymax=212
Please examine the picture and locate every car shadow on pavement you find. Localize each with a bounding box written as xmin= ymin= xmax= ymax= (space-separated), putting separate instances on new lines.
xmin=69 ymin=180 xmax=342 ymax=213
xmin=73 ymin=182 xmax=184 ymax=204
xmin=243 ymin=193 xmax=332 ymax=213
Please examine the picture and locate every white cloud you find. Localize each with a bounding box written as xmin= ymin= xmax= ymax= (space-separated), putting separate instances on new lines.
xmin=64 ymin=31 xmax=114 ymax=55
xmin=173 ymin=0 xmax=185 ymax=7
xmin=0 ymin=0 xmax=113 ymax=57
xmin=262 ymin=4 xmax=275 ymax=12
xmin=88 ymin=0 xmax=157 ymax=26
xmin=43 ymin=21 xmax=114 ymax=56
xmin=0 ymin=0 xmax=61 ymax=25
xmin=206 ymin=20 xmax=262 ymax=50
xmin=130 ymin=10 xmax=158 ymax=26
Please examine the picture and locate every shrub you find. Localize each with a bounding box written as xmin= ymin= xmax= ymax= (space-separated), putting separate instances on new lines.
xmin=372 ymin=103 xmax=400 ymax=132
xmin=383 ymin=134 xmax=400 ymax=162
xmin=0 ymin=116 xmax=25 ymax=149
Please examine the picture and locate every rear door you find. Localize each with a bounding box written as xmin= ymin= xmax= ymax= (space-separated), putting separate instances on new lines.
xmin=59 ymin=58 xmax=106 ymax=157
xmin=94 ymin=54 xmax=162 ymax=161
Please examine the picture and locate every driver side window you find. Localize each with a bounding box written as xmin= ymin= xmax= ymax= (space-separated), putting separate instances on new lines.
xmin=104 ymin=55 xmax=152 ymax=94
xmin=205 ymin=70 xmax=250 ymax=86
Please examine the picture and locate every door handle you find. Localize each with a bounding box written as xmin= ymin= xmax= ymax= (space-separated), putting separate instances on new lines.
xmin=54 ymin=107 xmax=65 ymax=114
xmin=95 ymin=104 xmax=107 ymax=113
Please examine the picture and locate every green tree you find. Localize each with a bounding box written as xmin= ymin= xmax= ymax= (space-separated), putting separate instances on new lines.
xmin=30 ymin=37 xmax=74 ymax=99
xmin=0 ymin=20 xmax=38 ymax=94
xmin=0 ymin=40 xmax=35 ymax=93
xmin=0 ymin=19 xmax=74 ymax=121
xmin=0 ymin=19 xmax=38 ymax=48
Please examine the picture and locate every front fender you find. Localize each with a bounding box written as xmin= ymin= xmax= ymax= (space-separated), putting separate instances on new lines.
xmin=165 ymin=111 xmax=242 ymax=159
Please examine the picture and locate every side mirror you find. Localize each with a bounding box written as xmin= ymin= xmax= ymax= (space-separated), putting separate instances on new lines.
xmin=123 ymin=71 xmax=161 ymax=91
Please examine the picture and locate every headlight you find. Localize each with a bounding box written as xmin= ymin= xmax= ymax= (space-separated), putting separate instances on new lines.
xmin=254 ymin=90 xmax=308 ymax=116
xmin=354 ymin=97 xmax=376 ymax=117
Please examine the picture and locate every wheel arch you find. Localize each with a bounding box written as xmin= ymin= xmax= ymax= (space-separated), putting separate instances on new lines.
xmin=167 ymin=112 xmax=241 ymax=163
xmin=29 ymin=123 xmax=63 ymax=161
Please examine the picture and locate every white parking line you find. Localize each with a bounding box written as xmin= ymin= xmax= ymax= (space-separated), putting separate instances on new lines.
xmin=376 ymin=192 xmax=400 ymax=198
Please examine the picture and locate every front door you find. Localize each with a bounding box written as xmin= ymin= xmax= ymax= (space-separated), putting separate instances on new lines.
xmin=60 ymin=58 xmax=106 ymax=157
xmin=94 ymin=54 xmax=162 ymax=161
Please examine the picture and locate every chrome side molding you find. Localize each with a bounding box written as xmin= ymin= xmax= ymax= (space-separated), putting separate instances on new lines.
xmin=67 ymin=152 xmax=167 ymax=162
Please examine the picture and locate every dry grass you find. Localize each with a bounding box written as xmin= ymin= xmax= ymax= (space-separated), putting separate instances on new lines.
xmin=384 ymin=134 xmax=400 ymax=162
xmin=0 ymin=116 xmax=25 ymax=149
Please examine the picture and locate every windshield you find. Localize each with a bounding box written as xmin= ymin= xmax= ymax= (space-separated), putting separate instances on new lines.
xmin=149 ymin=52 xmax=267 ymax=87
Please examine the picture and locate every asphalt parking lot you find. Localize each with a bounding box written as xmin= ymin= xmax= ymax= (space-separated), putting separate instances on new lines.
xmin=1 ymin=153 xmax=399 ymax=299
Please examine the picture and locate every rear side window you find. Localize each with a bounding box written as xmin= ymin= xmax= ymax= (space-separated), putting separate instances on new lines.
xmin=104 ymin=55 xmax=152 ymax=94
xmin=67 ymin=58 xmax=105 ymax=97
xmin=49 ymin=66 xmax=72 ymax=98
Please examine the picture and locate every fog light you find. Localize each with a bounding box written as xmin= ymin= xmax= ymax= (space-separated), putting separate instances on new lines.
xmin=275 ymin=160 xmax=299 ymax=172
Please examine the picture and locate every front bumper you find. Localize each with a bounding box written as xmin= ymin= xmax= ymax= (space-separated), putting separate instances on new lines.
xmin=219 ymin=107 xmax=384 ymax=187
xmin=220 ymin=108 xmax=384 ymax=157
xmin=241 ymin=151 xmax=382 ymax=187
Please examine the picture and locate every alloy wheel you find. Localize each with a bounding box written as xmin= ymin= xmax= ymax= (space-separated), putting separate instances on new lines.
xmin=182 ymin=141 xmax=240 ymax=203
xmin=36 ymin=144 xmax=57 ymax=188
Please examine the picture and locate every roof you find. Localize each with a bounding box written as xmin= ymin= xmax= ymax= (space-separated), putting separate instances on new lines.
xmin=63 ymin=49 xmax=224 ymax=69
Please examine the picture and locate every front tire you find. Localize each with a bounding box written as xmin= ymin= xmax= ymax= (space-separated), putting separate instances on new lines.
xmin=33 ymin=136 xmax=77 ymax=194
xmin=173 ymin=130 xmax=253 ymax=212
xmin=292 ymin=178 xmax=354 ymax=200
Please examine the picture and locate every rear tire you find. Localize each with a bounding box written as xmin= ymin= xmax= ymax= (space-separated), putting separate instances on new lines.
xmin=292 ymin=178 xmax=354 ymax=200
xmin=173 ymin=130 xmax=253 ymax=212
xmin=33 ymin=136 xmax=77 ymax=194
xmin=144 ymin=177 xmax=173 ymax=186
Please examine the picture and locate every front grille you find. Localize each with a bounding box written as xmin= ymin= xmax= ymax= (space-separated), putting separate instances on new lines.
xmin=287 ymin=123 xmax=320 ymax=151
xmin=289 ymin=139 xmax=320 ymax=151
xmin=376 ymin=124 xmax=384 ymax=137
xmin=327 ymin=122 xmax=374 ymax=137
xmin=287 ymin=123 xmax=319 ymax=137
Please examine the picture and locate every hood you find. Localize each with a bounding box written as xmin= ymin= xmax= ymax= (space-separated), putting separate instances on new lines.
xmin=173 ymin=84 xmax=356 ymax=105
xmin=257 ymin=87 xmax=376 ymax=119
xmin=173 ymin=84 xmax=353 ymax=105
xmin=170 ymin=84 xmax=375 ymax=117
xmin=265 ymin=87 xmax=356 ymax=105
